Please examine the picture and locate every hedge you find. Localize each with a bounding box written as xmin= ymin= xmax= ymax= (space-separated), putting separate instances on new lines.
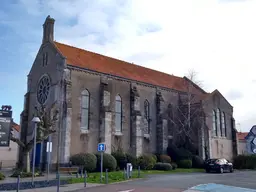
xmin=95 ymin=153 xmax=117 ymax=171
xmin=0 ymin=172 xmax=5 ymax=180
xmin=70 ymin=153 xmax=97 ymax=172
xmin=233 ymin=154 xmax=256 ymax=169
xmin=112 ymin=151 xmax=127 ymax=170
xmin=159 ymin=154 xmax=172 ymax=164
xmin=137 ymin=154 xmax=157 ymax=170
xmin=154 ymin=162 xmax=172 ymax=171
xmin=177 ymin=159 xmax=192 ymax=169
xmin=167 ymin=145 xmax=192 ymax=162
xmin=192 ymin=155 xmax=204 ymax=168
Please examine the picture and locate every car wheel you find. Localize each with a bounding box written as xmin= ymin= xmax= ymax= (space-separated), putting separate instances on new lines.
xmin=230 ymin=167 xmax=234 ymax=173
xmin=206 ymin=169 xmax=210 ymax=173
xmin=220 ymin=168 xmax=224 ymax=174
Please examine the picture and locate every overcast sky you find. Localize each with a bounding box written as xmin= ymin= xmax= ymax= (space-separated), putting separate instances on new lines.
xmin=0 ymin=0 xmax=255 ymax=131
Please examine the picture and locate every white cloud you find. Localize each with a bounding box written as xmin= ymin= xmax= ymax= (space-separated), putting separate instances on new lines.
xmin=7 ymin=0 xmax=256 ymax=131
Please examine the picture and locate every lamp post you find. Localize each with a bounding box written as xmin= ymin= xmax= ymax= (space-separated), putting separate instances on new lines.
xmin=31 ymin=117 xmax=40 ymax=186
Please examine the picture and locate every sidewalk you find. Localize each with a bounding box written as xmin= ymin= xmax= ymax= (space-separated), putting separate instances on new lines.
xmin=0 ymin=169 xmax=103 ymax=191
xmin=6 ymin=183 xmax=103 ymax=192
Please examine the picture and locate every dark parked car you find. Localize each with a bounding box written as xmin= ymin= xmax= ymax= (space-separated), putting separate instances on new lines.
xmin=205 ymin=158 xmax=233 ymax=173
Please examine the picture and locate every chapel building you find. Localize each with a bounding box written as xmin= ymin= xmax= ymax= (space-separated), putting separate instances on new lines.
xmin=19 ymin=16 xmax=238 ymax=166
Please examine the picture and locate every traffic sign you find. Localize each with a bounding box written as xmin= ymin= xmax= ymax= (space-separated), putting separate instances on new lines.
xmin=46 ymin=142 xmax=52 ymax=152
xmin=97 ymin=143 xmax=106 ymax=152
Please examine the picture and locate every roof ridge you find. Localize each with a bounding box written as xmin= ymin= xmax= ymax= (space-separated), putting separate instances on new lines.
xmin=54 ymin=41 xmax=182 ymax=80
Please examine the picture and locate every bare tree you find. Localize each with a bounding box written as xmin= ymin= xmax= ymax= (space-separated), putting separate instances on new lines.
xmin=11 ymin=104 xmax=58 ymax=173
xmin=167 ymin=69 xmax=207 ymax=155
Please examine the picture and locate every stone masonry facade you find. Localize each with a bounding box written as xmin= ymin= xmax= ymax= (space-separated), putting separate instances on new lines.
xmin=19 ymin=16 xmax=237 ymax=167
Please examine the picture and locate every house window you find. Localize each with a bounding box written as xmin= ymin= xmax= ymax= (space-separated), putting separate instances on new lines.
xmin=217 ymin=108 xmax=221 ymax=136
xmin=144 ymin=100 xmax=150 ymax=134
xmin=43 ymin=52 xmax=48 ymax=66
xmin=81 ymin=89 xmax=90 ymax=130
xmin=212 ymin=110 xmax=217 ymax=136
xmin=221 ymin=112 xmax=226 ymax=137
xmin=115 ymin=95 xmax=122 ymax=132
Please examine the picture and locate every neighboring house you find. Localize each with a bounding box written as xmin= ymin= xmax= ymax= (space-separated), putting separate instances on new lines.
xmin=0 ymin=122 xmax=20 ymax=168
xmin=19 ymin=16 xmax=237 ymax=168
xmin=237 ymin=132 xmax=249 ymax=154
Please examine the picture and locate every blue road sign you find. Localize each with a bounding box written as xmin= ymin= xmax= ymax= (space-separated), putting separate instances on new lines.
xmin=97 ymin=143 xmax=106 ymax=152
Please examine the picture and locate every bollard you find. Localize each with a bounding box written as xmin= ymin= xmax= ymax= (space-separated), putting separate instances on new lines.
xmin=84 ymin=170 xmax=87 ymax=188
xmin=123 ymin=168 xmax=126 ymax=180
xmin=56 ymin=173 xmax=60 ymax=192
xmin=105 ymin=169 xmax=108 ymax=184
xmin=138 ymin=166 xmax=140 ymax=178
xmin=16 ymin=175 xmax=20 ymax=192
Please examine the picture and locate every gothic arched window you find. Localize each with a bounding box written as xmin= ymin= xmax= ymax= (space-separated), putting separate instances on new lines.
xmin=81 ymin=89 xmax=90 ymax=130
xmin=115 ymin=95 xmax=122 ymax=132
xmin=212 ymin=110 xmax=217 ymax=136
xmin=221 ymin=112 xmax=226 ymax=137
xmin=217 ymin=108 xmax=221 ymax=136
xmin=144 ymin=100 xmax=150 ymax=134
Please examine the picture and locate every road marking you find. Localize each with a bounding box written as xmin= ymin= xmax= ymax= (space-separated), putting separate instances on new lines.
xmin=118 ymin=189 xmax=135 ymax=192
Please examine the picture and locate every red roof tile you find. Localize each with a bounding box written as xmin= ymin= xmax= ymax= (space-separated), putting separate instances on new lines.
xmin=54 ymin=41 xmax=205 ymax=94
xmin=12 ymin=122 xmax=20 ymax=132
xmin=237 ymin=132 xmax=248 ymax=140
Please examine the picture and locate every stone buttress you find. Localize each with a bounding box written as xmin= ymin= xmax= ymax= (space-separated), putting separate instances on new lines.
xmin=99 ymin=77 xmax=112 ymax=154
xmin=156 ymin=91 xmax=168 ymax=154
xmin=130 ymin=86 xmax=143 ymax=156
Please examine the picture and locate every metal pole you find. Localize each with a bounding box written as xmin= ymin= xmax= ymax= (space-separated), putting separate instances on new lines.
xmin=138 ymin=166 xmax=140 ymax=178
xmin=32 ymin=123 xmax=37 ymax=186
xmin=100 ymin=152 xmax=103 ymax=183
xmin=16 ymin=175 xmax=20 ymax=192
xmin=84 ymin=170 xmax=87 ymax=188
xmin=57 ymin=173 xmax=60 ymax=192
xmin=105 ymin=169 xmax=108 ymax=184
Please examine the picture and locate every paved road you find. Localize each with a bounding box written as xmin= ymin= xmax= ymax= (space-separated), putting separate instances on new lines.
xmin=74 ymin=170 xmax=256 ymax=192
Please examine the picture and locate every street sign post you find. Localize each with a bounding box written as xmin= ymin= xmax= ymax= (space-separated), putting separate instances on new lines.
xmin=0 ymin=109 xmax=12 ymax=147
xmin=97 ymin=143 xmax=106 ymax=183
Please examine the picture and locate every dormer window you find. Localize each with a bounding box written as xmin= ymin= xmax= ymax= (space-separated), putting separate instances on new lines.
xmin=43 ymin=52 xmax=48 ymax=66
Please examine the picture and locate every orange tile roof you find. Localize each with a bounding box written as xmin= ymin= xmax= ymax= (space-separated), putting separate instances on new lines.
xmin=54 ymin=41 xmax=205 ymax=94
xmin=12 ymin=122 xmax=20 ymax=132
xmin=237 ymin=132 xmax=248 ymax=140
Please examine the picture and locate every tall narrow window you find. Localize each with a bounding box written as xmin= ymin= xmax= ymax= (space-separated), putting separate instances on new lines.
xmin=217 ymin=108 xmax=221 ymax=136
xmin=221 ymin=112 xmax=226 ymax=137
xmin=43 ymin=52 xmax=48 ymax=66
xmin=144 ymin=100 xmax=150 ymax=134
xmin=81 ymin=90 xmax=90 ymax=130
xmin=212 ymin=110 xmax=217 ymax=136
xmin=115 ymin=95 xmax=122 ymax=132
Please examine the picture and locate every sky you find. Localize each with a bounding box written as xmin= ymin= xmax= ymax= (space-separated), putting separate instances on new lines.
xmin=0 ymin=0 xmax=255 ymax=132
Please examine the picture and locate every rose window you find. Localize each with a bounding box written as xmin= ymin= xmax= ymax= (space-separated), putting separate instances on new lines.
xmin=37 ymin=75 xmax=50 ymax=104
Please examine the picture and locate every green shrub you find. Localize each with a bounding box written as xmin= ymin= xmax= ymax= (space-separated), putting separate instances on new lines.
xmin=95 ymin=153 xmax=117 ymax=171
xmin=126 ymin=153 xmax=138 ymax=168
xmin=0 ymin=172 xmax=5 ymax=180
xmin=177 ymin=159 xmax=192 ymax=169
xmin=137 ymin=154 xmax=156 ymax=170
xmin=70 ymin=153 xmax=97 ymax=172
xmin=112 ymin=151 xmax=127 ymax=170
xmin=171 ymin=162 xmax=178 ymax=170
xmin=167 ymin=145 xmax=192 ymax=162
xmin=233 ymin=154 xmax=256 ymax=169
xmin=10 ymin=170 xmax=43 ymax=178
xmin=192 ymin=155 xmax=204 ymax=168
xmin=154 ymin=162 xmax=172 ymax=171
xmin=159 ymin=154 xmax=172 ymax=164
